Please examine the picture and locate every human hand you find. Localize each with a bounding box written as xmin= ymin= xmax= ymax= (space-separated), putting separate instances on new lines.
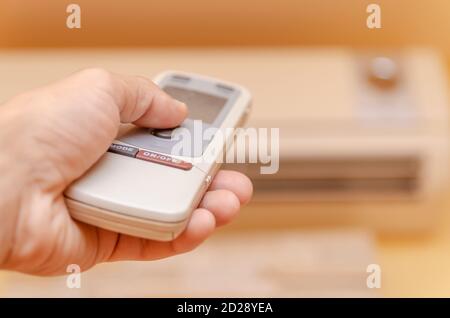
xmin=0 ymin=68 xmax=252 ymax=275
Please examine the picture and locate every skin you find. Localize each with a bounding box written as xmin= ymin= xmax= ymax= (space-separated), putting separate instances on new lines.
xmin=0 ymin=68 xmax=253 ymax=276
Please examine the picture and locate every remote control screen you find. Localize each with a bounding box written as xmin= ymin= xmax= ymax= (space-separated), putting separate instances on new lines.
xmin=163 ymin=85 xmax=227 ymax=124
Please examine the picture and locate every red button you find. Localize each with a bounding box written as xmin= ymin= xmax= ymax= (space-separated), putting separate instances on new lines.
xmin=136 ymin=150 xmax=193 ymax=170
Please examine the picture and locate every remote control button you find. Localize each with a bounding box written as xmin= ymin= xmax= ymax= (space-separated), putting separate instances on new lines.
xmin=152 ymin=128 xmax=174 ymax=139
xmin=136 ymin=150 xmax=193 ymax=170
xmin=108 ymin=143 xmax=139 ymax=157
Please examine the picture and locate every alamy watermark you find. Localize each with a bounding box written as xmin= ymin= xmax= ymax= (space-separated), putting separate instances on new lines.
xmin=65 ymin=4 xmax=382 ymax=31
xmin=366 ymin=263 xmax=381 ymax=289
xmin=168 ymin=121 xmax=279 ymax=174
xmin=66 ymin=264 xmax=81 ymax=288
xmin=366 ymin=4 xmax=381 ymax=29
xmin=66 ymin=4 xmax=81 ymax=29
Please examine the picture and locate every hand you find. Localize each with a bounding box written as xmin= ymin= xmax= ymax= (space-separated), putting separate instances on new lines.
xmin=0 ymin=68 xmax=252 ymax=275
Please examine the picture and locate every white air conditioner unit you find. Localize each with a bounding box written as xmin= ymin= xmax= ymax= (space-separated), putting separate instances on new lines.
xmin=226 ymin=49 xmax=450 ymax=233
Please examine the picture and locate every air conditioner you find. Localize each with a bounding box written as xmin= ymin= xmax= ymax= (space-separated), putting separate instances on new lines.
xmin=226 ymin=49 xmax=450 ymax=233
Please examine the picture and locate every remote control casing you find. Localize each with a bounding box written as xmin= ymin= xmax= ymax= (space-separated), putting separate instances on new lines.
xmin=65 ymin=71 xmax=251 ymax=241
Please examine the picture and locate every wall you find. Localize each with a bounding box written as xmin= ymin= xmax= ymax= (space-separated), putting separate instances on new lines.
xmin=0 ymin=0 xmax=448 ymax=53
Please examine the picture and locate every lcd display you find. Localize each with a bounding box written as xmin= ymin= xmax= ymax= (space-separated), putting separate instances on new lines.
xmin=163 ymin=85 xmax=227 ymax=124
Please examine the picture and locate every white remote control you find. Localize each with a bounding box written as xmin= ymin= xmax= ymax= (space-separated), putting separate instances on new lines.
xmin=64 ymin=71 xmax=251 ymax=241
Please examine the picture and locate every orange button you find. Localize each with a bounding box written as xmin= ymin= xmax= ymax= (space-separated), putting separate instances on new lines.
xmin=136 ymin=150 xmax=193 ymax=170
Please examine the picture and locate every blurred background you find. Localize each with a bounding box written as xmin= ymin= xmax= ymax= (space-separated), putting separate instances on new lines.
xmin=1 ymin=0 xmax=450 ymax=297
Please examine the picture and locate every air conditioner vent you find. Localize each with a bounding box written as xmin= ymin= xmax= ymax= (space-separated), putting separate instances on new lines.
xmin=224 ymin=156 xmax=421 ymax=200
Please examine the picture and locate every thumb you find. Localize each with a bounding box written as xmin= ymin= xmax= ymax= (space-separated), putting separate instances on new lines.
xmin=69 ymin=68 xmax=188 ymax=128
xmin=25 ymin=68 xmax=187 ymax=190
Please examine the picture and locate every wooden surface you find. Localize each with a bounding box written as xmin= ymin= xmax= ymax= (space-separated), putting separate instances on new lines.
xmin=1 ymin=231 xmax=379 ymax=297
xmin=0 ymin=48 xmax=450 ymax=297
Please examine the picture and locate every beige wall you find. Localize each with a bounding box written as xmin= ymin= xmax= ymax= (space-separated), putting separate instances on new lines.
xmin=0 ymin=0 xmax=449 ymax=52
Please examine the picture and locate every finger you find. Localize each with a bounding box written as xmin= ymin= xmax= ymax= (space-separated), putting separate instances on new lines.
xmin=209 ymin=170 xmax=253 ymax=205
xmin=199 ymin=189 xmax=240 ymax=226
xmin=101 ymin=171 xmax=253 ymax=262
xmin=106 ymin=208 xmax=216 ymax=262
